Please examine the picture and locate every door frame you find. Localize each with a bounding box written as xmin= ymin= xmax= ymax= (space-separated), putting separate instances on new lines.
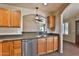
xmin=75 ymin=20 xmax=79 ymax=45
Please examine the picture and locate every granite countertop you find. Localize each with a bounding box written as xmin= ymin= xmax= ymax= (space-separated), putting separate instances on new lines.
xmin=0 ymin=33 xmax=59 ymax=41
xmin=0 ymin=35 xmax=47 ymax=41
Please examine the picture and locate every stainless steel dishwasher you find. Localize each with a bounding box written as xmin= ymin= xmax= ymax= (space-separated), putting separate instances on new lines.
xmin=22 ymin=39 xmax=37 ymax=56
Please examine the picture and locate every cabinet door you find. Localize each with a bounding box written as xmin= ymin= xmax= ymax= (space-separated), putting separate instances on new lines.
xmin=54 ymin=36 xmax=58 ymax=51
xmin=38 ymin=38 xmax=46 ymax=55
xmin=47 ymin=36 xmax=54 ymax=53
xmin=14 ymin=49 xmax=21 ymax=56
xmin=10 ymin=10 xmax=21 ymax=27
xmin=2 ymin=41 xmax=10 ymax=56
xmin=9 ymin=41 xmax=14 ymax=56
xmin=13 ymin=40 xmax=22 ymax=56
xmin=0 ymin=42 xmax=2 ymax=56
xmin=48 ymin=16 xmax=55 ymax=30
xmin=1 ymin=40 xmax=22 ymax=56
xmin=2 ymin=41 xmax=14 ymax=56
xmin=0 ymin=8 xmax=10 ymax=27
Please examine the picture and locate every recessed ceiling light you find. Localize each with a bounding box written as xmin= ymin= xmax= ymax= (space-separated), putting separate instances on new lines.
xmin=43 ymin=3 xmax=47 ymax=6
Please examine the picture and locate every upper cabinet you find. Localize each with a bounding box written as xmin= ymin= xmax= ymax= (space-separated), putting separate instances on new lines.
xmin=0 ymin=8 xmax=10 ymax=27
xmin=47 ymin=16 xmax=55 ymax=31
xmin=10 ymin=10 xmax=21 ymax=27
xmin=0 ymin=8 xmax=21 ymax=28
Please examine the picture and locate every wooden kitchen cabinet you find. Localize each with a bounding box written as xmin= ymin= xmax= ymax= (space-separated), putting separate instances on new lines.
xmin=13 ymin=40 xmax=22 ymax=56
xmin=0 ymin=8 xmax=21 ymax=28
xmin=2 ymin=41 xmax=11 ymax=56
xmin=14 ymin=40 xmax=21 ymax=49
xmin=47 ymin=16 xmax=55 ymax=31
xmin=47 ymin=36 xmax=54 ymax=53
xmin=14 ymin=49 xmax=21 ymax=56
xmin=10 ymin=10 xmax=21 ymax=27
xmin=37 ymin=35 xmax=59 ymax=55
xmin=38 ymin=38 xmax=46 ymax=55
xmin=0 ymin=8 xmax=10 ymax=27
xmin=0 ymin=40 xmax=22 ymax=56
xmin=0 ymin=42 xmax=2 ymax=56
xmin=54 ymin=36 xmax=58 ymax=51
xmin=9 ymin=41 xmax=14 ymax=56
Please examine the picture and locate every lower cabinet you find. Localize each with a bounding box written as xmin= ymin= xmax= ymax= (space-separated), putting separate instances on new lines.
xmin=54 ymin=36 xmax=58 ymax=51
xmin=0 ymin=42 xmax=2 ymax=55
xmin=38 ymin=38 xmax=46 ymax=55
xmin=47 ymin=36 xmax=54 ymax=53
xmin=9 ymin=41 xmax=14 ymax=56
xmin=13 ymin=40 xmax=22 ymax=56
xmin=0 ymin=35 xmax=59 ymax=56
xmin=37 ymin=35 xmax=59 ymax=55
xmin=2 ymin=41 xmax=12 ymax=56
xmin=0 ymin=40 xmax=22 ymax=56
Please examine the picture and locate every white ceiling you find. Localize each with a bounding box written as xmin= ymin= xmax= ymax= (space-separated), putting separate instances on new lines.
xmin=63 ymin=3 xmax=79 ymax=19
xmin=6 ymin=3 xmax=64 ymax=14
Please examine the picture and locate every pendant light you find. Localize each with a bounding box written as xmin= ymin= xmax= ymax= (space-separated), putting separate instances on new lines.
xmin=35 ymin=7 xmax=42 ymax=22
xmin=35 ymin=7 xmax=39 ymax=21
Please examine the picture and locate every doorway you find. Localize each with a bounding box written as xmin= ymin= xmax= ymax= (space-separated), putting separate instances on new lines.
xmin=76 ymin=20 xmax=79 ymax=45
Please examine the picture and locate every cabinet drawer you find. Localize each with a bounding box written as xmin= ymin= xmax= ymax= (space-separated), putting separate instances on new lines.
xmin=13 ymin=40 xmax=21 ymax=49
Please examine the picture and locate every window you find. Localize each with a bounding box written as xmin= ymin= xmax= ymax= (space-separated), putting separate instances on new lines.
xmin=63 ymin=23 xmax=68 ymax=35
xmin=39 ymin=18 xmax=46 ymax=32
xmin=40 ymin=24 xmax=45 ymax=32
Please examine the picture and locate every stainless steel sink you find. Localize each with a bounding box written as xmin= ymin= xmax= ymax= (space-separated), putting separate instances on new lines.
xmin=36 ymin=34 xmax=47 ymax=38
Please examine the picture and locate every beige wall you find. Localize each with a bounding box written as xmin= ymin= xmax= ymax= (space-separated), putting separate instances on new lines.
xmin=22 ymin=32 xmax=38 ymax=38
xmin=63 ymin=13 xmax=79 ymax=43
xmin=23 ymin=15 xmax=41 ymax=32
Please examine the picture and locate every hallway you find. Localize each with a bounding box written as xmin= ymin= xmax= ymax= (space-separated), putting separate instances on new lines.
xmin=45 ymin=41 xmax=79 ymax=56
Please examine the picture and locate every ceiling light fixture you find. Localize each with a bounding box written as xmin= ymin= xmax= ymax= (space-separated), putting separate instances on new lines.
xmin=44 ymin=3 xmax=47 ymax=5
xmin=35 ymin=7 xmax=42 ymax=22
xmin=35 ymin=7 xmax=39 ymax=20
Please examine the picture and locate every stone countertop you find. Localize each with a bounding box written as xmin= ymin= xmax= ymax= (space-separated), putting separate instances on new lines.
xmin=0 ymin=33 xmax=59 ymax=41
xmin=0 ymin=35 xmax=47 ymax=41
xmin=0 ymin=36 xmax=47 ymax=42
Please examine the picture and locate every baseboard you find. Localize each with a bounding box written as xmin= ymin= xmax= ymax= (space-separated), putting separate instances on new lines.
xmin=63 ymin=40 xmax=75 ymax=45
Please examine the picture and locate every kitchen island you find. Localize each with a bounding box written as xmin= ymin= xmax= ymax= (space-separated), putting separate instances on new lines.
xmin=0 ymin=33 xmax=59 ymax=56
